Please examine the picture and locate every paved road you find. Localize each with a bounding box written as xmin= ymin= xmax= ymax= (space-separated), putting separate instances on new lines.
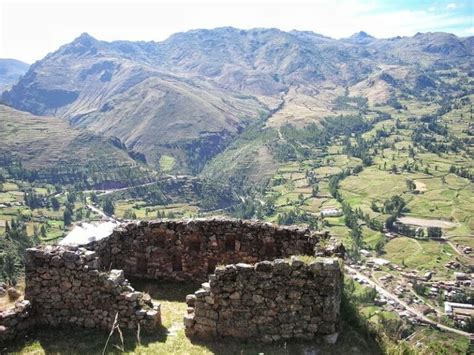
xmin=344 ymin=265 xmax=471 ymax=338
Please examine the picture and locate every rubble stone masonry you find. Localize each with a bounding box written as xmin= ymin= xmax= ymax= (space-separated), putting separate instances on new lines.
xmin=184 ymin=257 xmax=343 ymax=343
xmin=89 ymin=218 xmax=333 ymax=282
xmin=24 ymin=246 xmax=160 ymax=331
xmin=0 ymin=300 xmax=35 ymax=343
xmin=0 ymin=218 xmax=343 ymax=344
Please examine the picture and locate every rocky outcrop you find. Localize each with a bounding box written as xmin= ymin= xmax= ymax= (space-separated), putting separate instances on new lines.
xmin=184 ymin=257 xmax=342 ymax=343
xmin=24 ymin=246 xmax=160 ymax=332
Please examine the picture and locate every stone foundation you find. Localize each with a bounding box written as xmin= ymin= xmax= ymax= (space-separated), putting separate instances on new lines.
xmin=184 ymin=257 xmax=342 ymax=343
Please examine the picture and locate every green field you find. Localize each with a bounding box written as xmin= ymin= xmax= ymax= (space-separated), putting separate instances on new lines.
xmin=159 ymin=155 xmax=176 ymax=172
xmin=383 ymin=237 xmax=470 ymax=278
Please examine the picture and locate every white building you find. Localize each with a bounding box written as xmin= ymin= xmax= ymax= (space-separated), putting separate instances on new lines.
xmin=320 ymin=208 xmax=342 ymax=217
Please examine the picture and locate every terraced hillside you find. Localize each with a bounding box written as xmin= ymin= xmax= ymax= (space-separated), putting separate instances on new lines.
xmin=0 ymin=104 xmax=154 ymax=187
xmin=3 ymin=29 xmax=472 ymax=173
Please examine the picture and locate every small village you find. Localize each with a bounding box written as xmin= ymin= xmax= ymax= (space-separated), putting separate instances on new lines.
xmin=346 ymin=239 xmax=473 ymax=335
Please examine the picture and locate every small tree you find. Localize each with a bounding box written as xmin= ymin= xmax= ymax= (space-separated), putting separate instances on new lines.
xmin=63 ymin=209 xmax=73 ymax=226
xmin=374 ymin=237 xmax=386 ymax=255
xmin=406 ymin=179 xmax=416 ymax=192
xmin=103 ymin=199 xmax=115 ymax=216
xmin=427 ymin=227 xmax=442 ymax=239
xmin=50 ymin=197 xmax=60 ymax=211
xmin=370 ymin=201 xmax=379 ymax=212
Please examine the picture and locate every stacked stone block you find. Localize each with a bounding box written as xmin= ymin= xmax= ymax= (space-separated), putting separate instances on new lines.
xmin=90 ymin=218 xmax=333 ymax=282
xmin=0 ymin=300 xmax=35 ymax=343
xmin=184 ymin=257 xmax=343 ymax=343
xmin=3 ymin=218 xmax=343 ymax=344
xmin=24 ymin=246 xmax=160 ymax=332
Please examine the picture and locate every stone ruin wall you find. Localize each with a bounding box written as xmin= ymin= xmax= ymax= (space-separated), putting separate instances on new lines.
xmin=0 ymin=218 xmax=344 ymax=345
xmin=0 ymin=300 xmax=34 ymax=343
xmin=23 ymin=246 xmax=160 ymax=332
xmin=184 ymin=257 xmax=342 ymax=343
xmin=89 ymin=219 xmax=331 ymax=282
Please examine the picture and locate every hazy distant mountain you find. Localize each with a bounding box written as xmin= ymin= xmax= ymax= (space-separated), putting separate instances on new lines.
xmin=0 ymin=58 xmax=29 ymax=91
xmin=2 ymin=28 xmax=472 ymax=173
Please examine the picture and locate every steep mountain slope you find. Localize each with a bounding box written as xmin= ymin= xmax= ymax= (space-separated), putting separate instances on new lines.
xmin=2 ymin=28 xmax=472 ymax=175
xmin=2 ymin=32 xmax=267 ymax=172
xmin=0 ymin=58 xmax=29 ymax=91
xmin=0 ymin=104 xmax=153 ymax=186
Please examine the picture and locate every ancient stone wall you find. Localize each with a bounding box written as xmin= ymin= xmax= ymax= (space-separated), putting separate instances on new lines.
xmin=7 ymin=218 xmax=343 ymax=345
xmin=184 ymin=257 xmax=343 ymax=343
xmin=24 ymin=246 xmax=160 ymax=332
xmin=90 ymin=218 xmax=327 ymax=282
xmin=0 ymin=300 xmax=35 ymax=343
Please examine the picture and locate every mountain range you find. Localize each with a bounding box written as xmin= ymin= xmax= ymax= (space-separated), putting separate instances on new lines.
xmin=0 ymin=58 xmax=29 ymax=92
xmin=1 ymin=28 xmax=472 ymax=178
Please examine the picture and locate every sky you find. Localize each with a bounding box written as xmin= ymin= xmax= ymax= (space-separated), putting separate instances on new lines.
xmin=0 ymin=0 xmax=473 ymax=63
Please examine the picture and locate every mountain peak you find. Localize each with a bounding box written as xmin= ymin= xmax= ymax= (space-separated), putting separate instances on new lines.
xmin=345 ymin=31 xmax=375 ymax=44
xmin=349 ymin=31 xmax=374 ymax=40
xmin=72 ymin=32 xmax=98 ymax=46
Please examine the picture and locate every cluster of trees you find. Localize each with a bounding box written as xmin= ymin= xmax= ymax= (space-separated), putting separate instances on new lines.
xmin=23 ymin=190 xmax=46 ymax=209
xmin=62 ymin=191 xmax=80 ymax=225
xmin=2 ymin=157 xmax=150 ymax=189
xmin=102 ymin=198 xmax=115 ymax=216
xmin=342 ymin=136 xmax=373 ymax=166
xmin=156 ymin=210 xmax=177 ymax=219
xmin=276 ymin=209 xmax=318 ymax=230
xmin=1 ymin=217 xmax=38 ymax=283
xmin=333 ymin=95 xmax=368 ymax=112
xmin=123 ymin=209 xmax=137 ymax=219
xmin=383 ymin=195 xmax=406 ymax=216
xmin=411 ymin=114 xmax=467 ymax=155
xmin=275 ymin=115 xmax=373 ymax=163
xmin=449 ymin=165 xmax=473 ymax=181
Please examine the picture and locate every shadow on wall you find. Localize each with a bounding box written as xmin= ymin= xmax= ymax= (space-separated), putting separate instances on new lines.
xmin=129 ymin=278 xmax=201 ymax=302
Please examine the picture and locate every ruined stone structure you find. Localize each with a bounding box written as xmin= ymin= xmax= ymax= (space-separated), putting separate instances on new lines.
xmin=0 ymin=300 xmax=35 ymax=343
xmin=184 ymin=257 xmax=342 ymax=343
xmin=24 ymin=246 xmax=160 ymax=332
xmin=1 ymin=218 xmax=344 ymax=345
xmin=89 ymin=219 xmax=329 ymax=282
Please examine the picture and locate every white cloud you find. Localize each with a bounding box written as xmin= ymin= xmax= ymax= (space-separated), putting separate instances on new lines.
xmin=446 ymin=3 xmax=457 ymax=10
xmin=460 ymin=26 xmax=474 ymax=35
